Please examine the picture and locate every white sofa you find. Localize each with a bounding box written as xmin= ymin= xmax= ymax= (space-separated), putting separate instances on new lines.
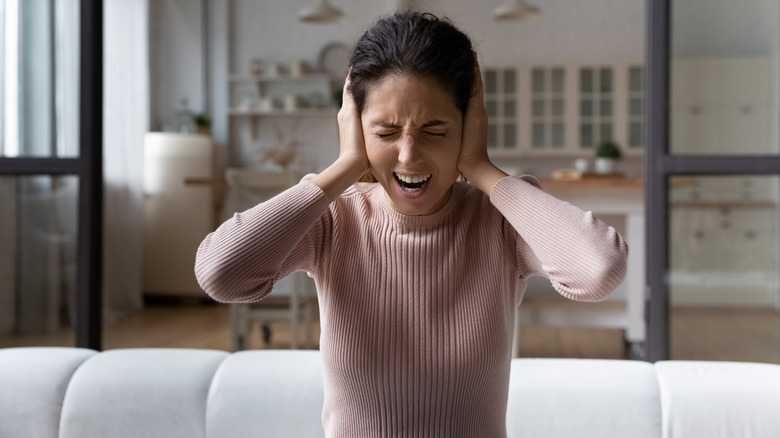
xmin=2 ymin=347 xmax=780 ymax=438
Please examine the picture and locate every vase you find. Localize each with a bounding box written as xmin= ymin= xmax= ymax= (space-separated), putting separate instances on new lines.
xmin=594 ymin=158 xmax=617 ymax=174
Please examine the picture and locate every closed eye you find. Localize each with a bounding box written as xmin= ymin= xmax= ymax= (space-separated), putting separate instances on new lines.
xmin=376 ymin=132 xmax=397 ymax=138
xmin=425 ymin=132 xmax=446 ymax=137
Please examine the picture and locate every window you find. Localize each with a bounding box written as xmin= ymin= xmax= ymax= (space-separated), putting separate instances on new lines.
xmin=0 ymin=0 xmax=103 ymax=349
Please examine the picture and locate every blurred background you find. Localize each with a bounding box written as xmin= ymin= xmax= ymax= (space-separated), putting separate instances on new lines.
xmin=0 ymin=0 xmax=778 ymax=364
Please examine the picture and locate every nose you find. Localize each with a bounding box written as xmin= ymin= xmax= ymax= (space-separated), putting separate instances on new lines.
xmin=397 ymin=134 xmax=421 ymax=165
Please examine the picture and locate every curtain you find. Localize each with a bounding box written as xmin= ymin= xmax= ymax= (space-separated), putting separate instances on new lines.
xmin=102 ymin=0 xmax=149 ymax=323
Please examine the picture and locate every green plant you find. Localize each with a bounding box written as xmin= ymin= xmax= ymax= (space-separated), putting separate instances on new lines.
xmin=595 ymin=140 xmax=622 ymax=159
xmin=193 ymin=113 xmax=211 ymax=128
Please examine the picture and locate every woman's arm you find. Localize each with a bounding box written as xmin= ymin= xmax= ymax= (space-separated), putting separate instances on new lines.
xmin=459 ymin=58 xmax=627 ymax=301
xmin=195 ymin=180 xmax=332 ymax=303
xmin=493 ymin=176 xmax=628 ymax=302
xmin=196 ymin=74 xmax=368 ymax=303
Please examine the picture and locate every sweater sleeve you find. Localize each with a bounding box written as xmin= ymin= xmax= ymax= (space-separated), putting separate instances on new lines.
xmin=194 ymin=179 xmax=332 ymax=303
xmin=490 ymin=175 xmax=629 ymax=302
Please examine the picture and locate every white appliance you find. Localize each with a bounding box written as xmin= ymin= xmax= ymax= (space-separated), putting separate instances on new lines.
xmin=143 ymin=133 xmax=214 ymax=297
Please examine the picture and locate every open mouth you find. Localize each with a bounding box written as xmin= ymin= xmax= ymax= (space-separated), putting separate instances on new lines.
xmin=393 ymin=172 xmax=432 ymax=192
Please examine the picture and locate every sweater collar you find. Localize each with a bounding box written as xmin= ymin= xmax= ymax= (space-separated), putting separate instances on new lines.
xmin=371 ymin=182 xmax=465 ymax=227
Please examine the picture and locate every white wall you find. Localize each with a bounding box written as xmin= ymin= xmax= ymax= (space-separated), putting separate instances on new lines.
xmin=223 ymin=0 xmax=645 ymax=77
xmin=150 ymin=0 xmax=205 ymax=130
xmin=425 ymin=0 xmax=644 ymax=64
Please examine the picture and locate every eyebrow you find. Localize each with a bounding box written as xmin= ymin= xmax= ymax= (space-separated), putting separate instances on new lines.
xmin=373 ymin=119 xmax=450 ymax=129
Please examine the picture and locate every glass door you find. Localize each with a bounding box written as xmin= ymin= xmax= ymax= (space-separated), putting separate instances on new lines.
xmin=0 ymin=0 xmax=103 ymax=349
xmin=646 ymin=0 xmax=780 ymax=362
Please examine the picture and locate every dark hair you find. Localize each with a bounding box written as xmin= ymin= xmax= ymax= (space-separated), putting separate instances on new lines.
xmin=348 ymin=10 xmax=476 ymax=114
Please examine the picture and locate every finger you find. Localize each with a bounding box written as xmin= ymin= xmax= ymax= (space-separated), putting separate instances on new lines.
xmin=342 ymin=68 xmax=354 ymax=106
xmin=471 ymin=52 xmax=484 ymax=99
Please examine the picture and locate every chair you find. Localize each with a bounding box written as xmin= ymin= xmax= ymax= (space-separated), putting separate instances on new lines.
xmin=223 ymin=168 xmax=318 ymax=351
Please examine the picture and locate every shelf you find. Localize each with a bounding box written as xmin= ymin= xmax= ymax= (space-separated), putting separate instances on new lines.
xmin=228 ymin=108 xmax=338 ymax=117
xmin=228 ymin=73 xmax=335 ymax=83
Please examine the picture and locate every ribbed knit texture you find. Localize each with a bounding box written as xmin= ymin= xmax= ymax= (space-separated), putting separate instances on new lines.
xmin=195 ymin=175 xmax=628 ymax=437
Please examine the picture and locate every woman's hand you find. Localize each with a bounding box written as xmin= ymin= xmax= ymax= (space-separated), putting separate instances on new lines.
xmin=458 ymin=59 xmax=489 ymax=174
xmin=336 ymin=73 xmax=370 ymax=175
xmin=311 ymin=72 xmax=372 ymax=201
xmin=458 ymin=57 xmax=507 ymax=196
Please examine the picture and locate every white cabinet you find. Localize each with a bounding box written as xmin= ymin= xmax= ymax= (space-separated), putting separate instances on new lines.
xmin=143 ymin=133 xmax=214 ymax=297
xmin=669 ymin=174 xmax=779 ymax=308
xmin=483 ymin=62 xmax=645 ymax=157
xmin=670 ymin=57 xmax=772 ymax=155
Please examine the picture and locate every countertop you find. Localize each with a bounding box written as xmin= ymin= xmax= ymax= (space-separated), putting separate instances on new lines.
xmin=538 ymin=173 xmax=644 ymax=188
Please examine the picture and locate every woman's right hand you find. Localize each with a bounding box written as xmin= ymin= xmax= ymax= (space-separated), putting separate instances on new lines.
xmin=311 ymin=71 xmax=371 ymax=202
xmin=336 ymin=73 xmax=370 ymax=174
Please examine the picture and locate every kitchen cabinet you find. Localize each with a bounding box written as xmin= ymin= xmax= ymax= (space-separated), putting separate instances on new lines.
xmin=483 ymin=62 xmax=644 ymax=158
xmin=669 ymin=175 xmax=779 ymax=308
xmin=670 ymin=57 xmax=772 ymax=155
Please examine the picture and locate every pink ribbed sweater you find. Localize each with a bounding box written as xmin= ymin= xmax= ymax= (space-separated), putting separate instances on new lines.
xmin=195 ymin=175 xmax=628 ymax=437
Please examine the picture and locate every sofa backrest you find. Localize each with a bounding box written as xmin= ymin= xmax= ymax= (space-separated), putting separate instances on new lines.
xmin=2 ymin=347 xmax=780 ymax=438
xmin=506 ymin=358 xmax=661 ymax=437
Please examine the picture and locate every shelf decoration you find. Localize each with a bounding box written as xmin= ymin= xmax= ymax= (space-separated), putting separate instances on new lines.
xmin=256 ymin=120 xmax=301 ymax=170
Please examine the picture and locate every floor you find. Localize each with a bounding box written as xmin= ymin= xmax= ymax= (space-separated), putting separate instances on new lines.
xmin=2 ymin=301 xmax=778 ymax=364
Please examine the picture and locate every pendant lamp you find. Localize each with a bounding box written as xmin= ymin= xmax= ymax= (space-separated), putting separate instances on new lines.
xmin=299 ymin=0 xmax=344 ymax=23
xmin=493 ymin=0 xmax=540 ymax=21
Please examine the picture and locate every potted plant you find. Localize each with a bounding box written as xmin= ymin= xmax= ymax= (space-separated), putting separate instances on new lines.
xmin=594 ymin=140 xmax=622 ymax=174
xmin=193 ymin=113 xmax=211 ymax=135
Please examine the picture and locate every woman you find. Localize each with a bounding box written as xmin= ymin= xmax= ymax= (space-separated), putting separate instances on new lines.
xmin=196 ymin=11 xmax=628 ymax=437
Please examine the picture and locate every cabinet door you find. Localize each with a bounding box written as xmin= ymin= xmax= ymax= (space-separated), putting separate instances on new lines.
xmin=484 ymin=67 xmax=520 ymax=151
xmin=529 ymin=67 xmax=566 ymax=151
xmin=577 ymin=66 xmax=615 ymax=151
xmin=670 ymin=103 xmax=720 ymax=154
xmin=719 ymin=105 xmax=770 ymax=154
xmin=671 ymin=57 xmax=772 ymax=155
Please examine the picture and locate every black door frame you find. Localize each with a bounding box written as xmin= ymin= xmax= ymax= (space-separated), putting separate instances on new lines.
xmin=0 ymin=0 xmax=103 ymax=350
xmin=645 ymin=0 xmax=780 ymax=361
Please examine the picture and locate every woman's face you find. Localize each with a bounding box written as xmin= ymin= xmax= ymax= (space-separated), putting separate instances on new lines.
xmin=361 ymin=74 xmax=463 ymax=216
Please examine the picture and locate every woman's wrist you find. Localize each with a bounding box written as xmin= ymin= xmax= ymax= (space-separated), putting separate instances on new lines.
xmin=460 ymin=160 xmax=507 ymax=196
xmin=311 ymin=155 xmax=369 ymax=202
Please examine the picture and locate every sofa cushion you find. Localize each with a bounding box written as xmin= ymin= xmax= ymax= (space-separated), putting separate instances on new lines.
xmin=59 ymin=348 xmax=229 ymax=438
xmin=655 ymin=361 xmax=780 ymax=438
xmin=506 ymin=358 xmax=661 ymax=438
xmin=0 ymin=347 xmax=96 ymax=438
xmin=206 ymin=350 xmax=325 ymax=438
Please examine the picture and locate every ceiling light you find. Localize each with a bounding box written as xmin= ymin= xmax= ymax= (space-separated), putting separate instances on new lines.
xmin=299 ymin=0 xmax=344 ymax=23
xmin=493 ymin=0 xmax=540 ymax=21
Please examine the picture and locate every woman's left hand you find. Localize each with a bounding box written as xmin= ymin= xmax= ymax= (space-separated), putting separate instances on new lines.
xmin=457 ymin=58 xmax=490 ymax=176
xmin=458 ymin=56 xmax=507 ymax=195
